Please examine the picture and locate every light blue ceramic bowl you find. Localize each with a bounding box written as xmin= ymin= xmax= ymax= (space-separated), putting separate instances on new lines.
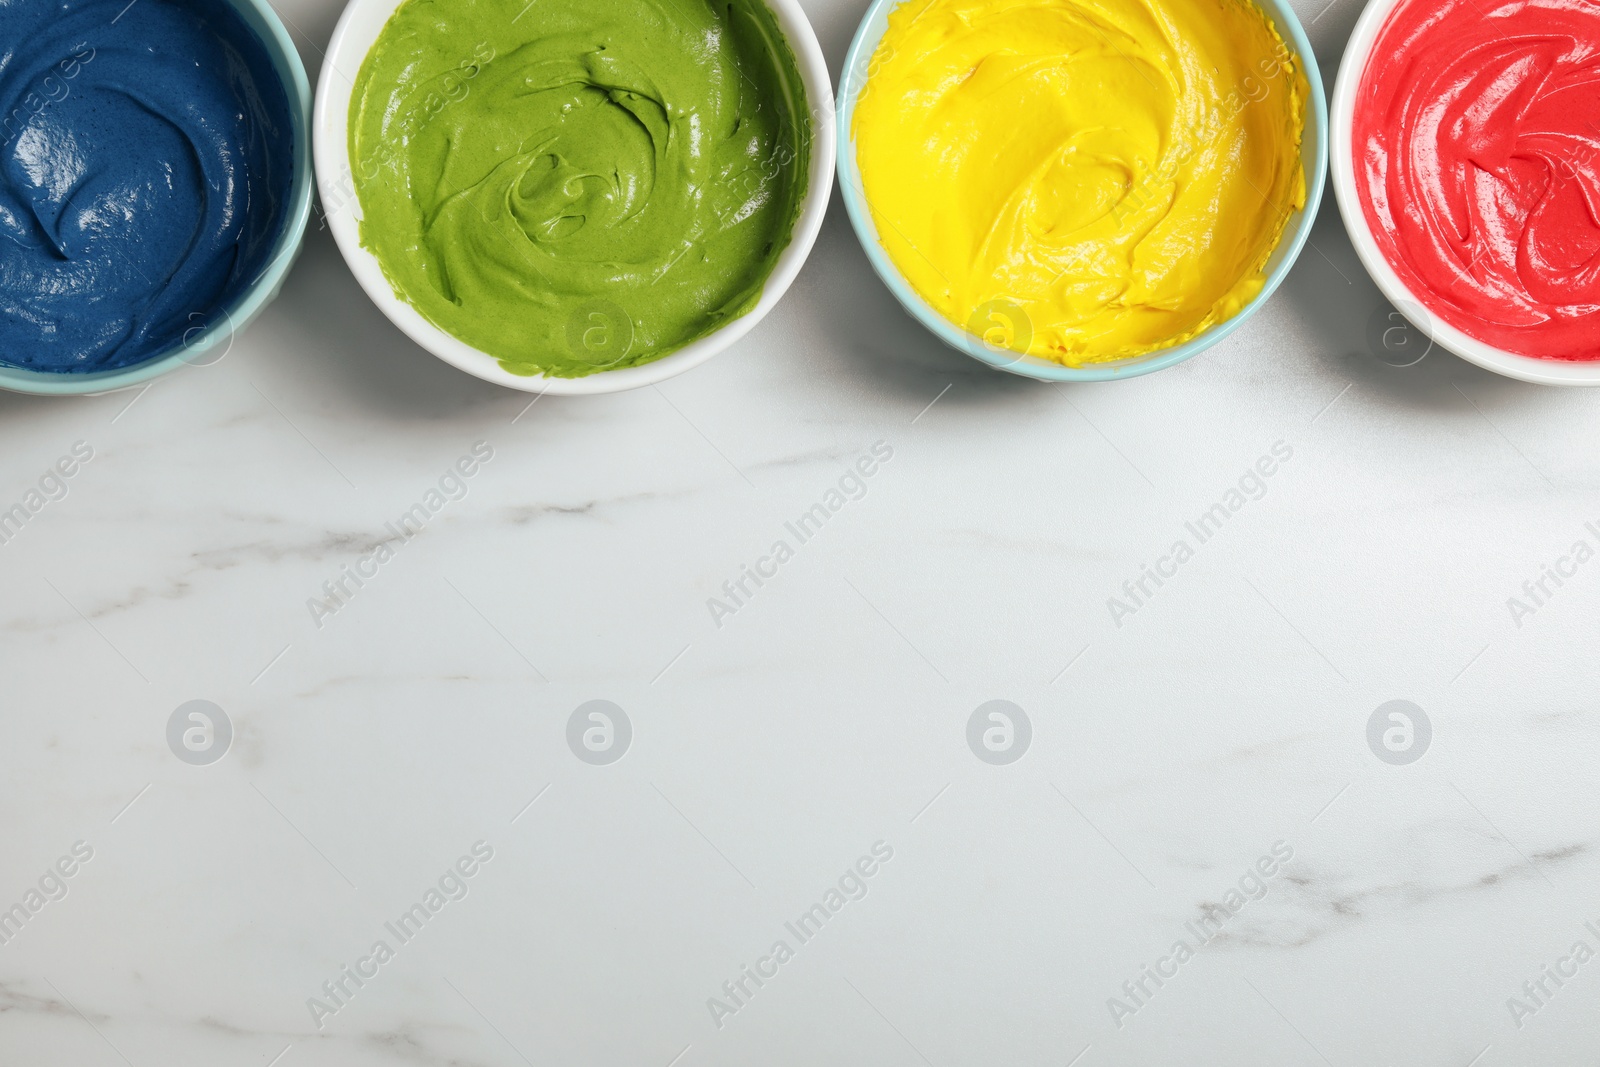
xmin=835 ymin=0 xmax=1328 ymax=382
xmin=0 ymin=0 xmax=314 ymax=397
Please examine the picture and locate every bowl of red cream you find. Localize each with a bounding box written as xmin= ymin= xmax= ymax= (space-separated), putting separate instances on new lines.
xmin=1333 ymin=0 xmax=1600 ymax=384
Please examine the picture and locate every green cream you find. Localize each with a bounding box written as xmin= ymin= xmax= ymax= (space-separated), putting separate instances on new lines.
xmin=350 ymin=0 xmax=810 ymax=377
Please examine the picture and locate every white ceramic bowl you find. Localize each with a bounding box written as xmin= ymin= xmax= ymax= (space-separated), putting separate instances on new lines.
xmin=1331 ymin=0 xmax=1600 ymax=386
xmin=313 ymin=0 xmax=834 ymax=395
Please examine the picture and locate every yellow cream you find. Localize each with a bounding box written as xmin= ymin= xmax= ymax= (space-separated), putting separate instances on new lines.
xmin=852 ymin=0 xmax=1308 ymax=363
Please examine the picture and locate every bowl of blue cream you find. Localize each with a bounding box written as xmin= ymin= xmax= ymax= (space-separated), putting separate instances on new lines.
xmin=0 ymin=0 xmax=312 ymax=395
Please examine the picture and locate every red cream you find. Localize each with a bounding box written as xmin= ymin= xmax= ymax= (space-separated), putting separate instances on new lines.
xmin=1355 ymin=0 xmax=1600 ymax=360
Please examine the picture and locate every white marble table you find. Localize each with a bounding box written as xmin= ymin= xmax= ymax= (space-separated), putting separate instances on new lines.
xmin=3 ymin=0 xmax=1598 ymax=1063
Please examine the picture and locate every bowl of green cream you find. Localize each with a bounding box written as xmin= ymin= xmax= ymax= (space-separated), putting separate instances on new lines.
xmin=315 ymin=0 xmax=832 ymax=394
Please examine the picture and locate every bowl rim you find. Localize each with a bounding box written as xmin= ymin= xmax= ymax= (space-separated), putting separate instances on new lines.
xmin=313 ymin=0 xmax=835 ymax=396
xmin=1329 ymin=0 xmax=1600 ymax=386
xmin=0 ymin=0 xmax=315 ymax=398
xmin=834 ymin=0 xmax=1329 ymax=382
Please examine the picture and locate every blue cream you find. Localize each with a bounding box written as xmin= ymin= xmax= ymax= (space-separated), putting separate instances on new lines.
xmin=0 ymin=0 xmax=294 ymax=373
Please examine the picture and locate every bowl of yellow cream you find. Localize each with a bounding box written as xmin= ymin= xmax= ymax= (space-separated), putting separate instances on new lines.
xmin=315 ymin=0 xmax=833 ymax=394
xmin=838 ymin=0 xmax=1326 ymax=380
